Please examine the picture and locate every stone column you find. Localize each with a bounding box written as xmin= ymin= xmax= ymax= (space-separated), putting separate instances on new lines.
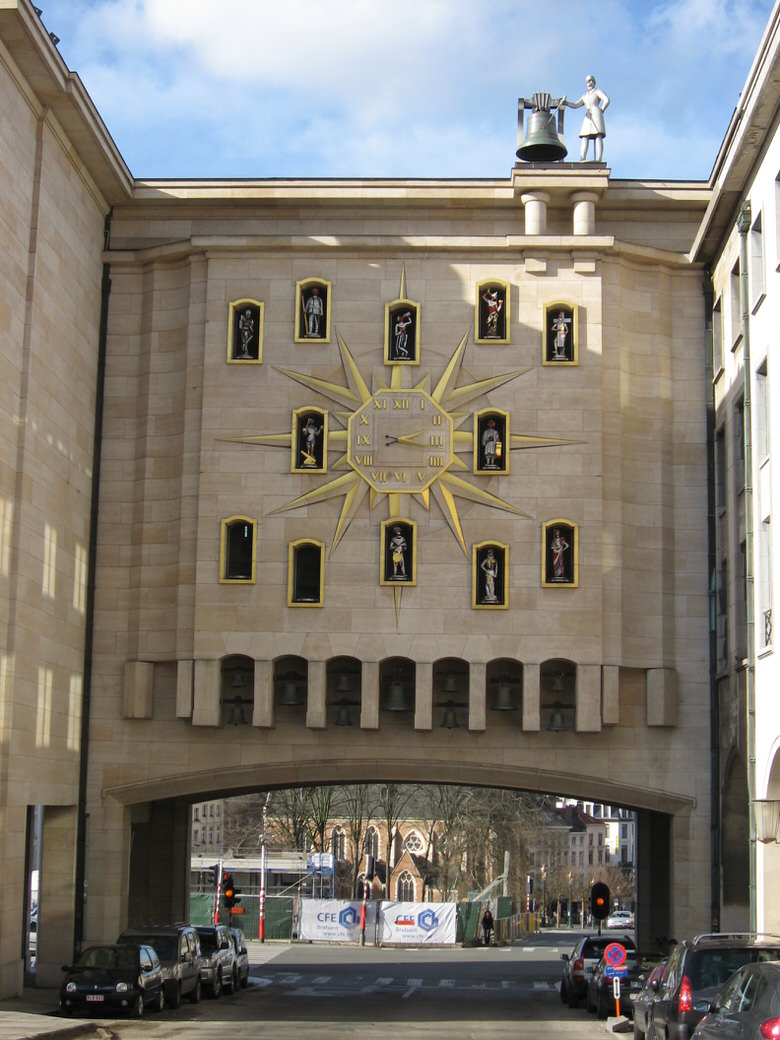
xmin=176 ymin=659 xmax=193 ymax=718
xmin=468 ymin=661 xmax=486 ymax=731
xmin=575 ymin=664 xmax=602 ymax=732
xmin=602 ymin=665 xmax=620 ymax=726
xmin=192 ymin=660 xmax=220 ymax=726
xmin=361 ymin=661 xmax=380 ymax=729
xmin=571 ymin=191 xmax=599 ymax=235
xmin=414 ymin=661 xmax=433 ymax=730
xmin=306 ymin=661 xmax=327 ymax=729
xmin=521 ymin=191 xmax=550 ymax=235
xmin=523 ymin=663 xmax=541 ymax=731
xmin=252 ymin=659 xmax=274 ymax=727
xmin=35 ymin=805 xmax=78 ymax=987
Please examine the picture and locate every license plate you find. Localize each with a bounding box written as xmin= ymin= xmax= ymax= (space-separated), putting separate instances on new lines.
xmin=86 ymin=995 xmax=104 ymax=1002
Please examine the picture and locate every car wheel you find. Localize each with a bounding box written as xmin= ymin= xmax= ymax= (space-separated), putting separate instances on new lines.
xmin=155 ymin=987 xmax=165 ymax=1013
xmin=568 ymin=984 xmax=580 ymax=1008
xmin=131 ymin=993 xmax=144 ymax=1018
xmin=211 ymin=972 xmax=222 ymax=999
xmin=168 ymin=981 xmax=181 ymax=1009
xmin=560 ymin=981 xmax=568 ymax=1004
xmin=189 ymin=977 xmax=201 ymax=1004
xmin=597 ymin=992 xmax=608 ymax=1019
xmin=232 ymin=968 xmax=240 ymax=993
xmin=223 ymin=967 xmax=234 ymax=995
xmin=241 ymin=968 xmax=249 ymax=989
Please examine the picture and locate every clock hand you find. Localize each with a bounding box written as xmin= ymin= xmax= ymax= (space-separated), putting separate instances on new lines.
xmin=385 ymin=430 xmax=425 ymax=446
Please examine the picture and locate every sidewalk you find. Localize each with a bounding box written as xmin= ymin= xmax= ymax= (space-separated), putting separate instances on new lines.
xmin=0 ymin=986 xmax=99 ymax=1040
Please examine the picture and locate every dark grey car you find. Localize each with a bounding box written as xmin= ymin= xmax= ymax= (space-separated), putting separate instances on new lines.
xmin=651 ymin=934 xmax=780 ymax=1040
xmin=118 ymin=924 xmax=202 ymax=1008
xmin=691 ymin=961 xmax=780 ymax=1039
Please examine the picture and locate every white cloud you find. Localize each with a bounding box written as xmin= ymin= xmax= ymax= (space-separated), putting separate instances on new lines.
xmin=40 ymin=0 xmax=775 ymax=178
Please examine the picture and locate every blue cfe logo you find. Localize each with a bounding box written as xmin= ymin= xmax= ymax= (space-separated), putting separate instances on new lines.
xmin=417 ymin=909 xmax=439 ymax=932
xmin=339 ymin=906 xmax=360 ymax=928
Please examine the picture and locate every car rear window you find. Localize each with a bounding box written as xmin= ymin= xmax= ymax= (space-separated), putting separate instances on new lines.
xmin=689 ymin=948 xmax=780 ymax=989
xmin=124 ymin=935 xmax=176 ymax=960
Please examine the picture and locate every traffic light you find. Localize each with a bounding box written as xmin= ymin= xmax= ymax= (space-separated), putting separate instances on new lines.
xmin=365 ymin=855 xmax=375 ymax=881
xmin=591 ymin=881 xmax=610 ymax=921
xmin=223 ymin=873 xmax=235 ymax=910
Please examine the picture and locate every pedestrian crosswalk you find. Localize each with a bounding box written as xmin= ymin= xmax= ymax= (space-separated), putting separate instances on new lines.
xmin=248 ymin=972 xmax=557 ymax=995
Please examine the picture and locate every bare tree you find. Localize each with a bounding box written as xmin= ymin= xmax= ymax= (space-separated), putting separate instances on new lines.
xmin=309 ymin=785 xmax=334 ymax=852
xmin=376 ymin=783 xmax=420 ymax=881
xmin=340 ymin=784 xmax=372 ymax=897
xmin=270 ymin=787 xmax=314 ymax=851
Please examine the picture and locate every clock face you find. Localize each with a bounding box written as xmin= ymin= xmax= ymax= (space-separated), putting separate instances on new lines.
xmin=347 ymin=388 xmax=454 ymax=493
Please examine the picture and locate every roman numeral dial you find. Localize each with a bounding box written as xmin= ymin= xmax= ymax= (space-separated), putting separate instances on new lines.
xmin=347 ymin=389 xmax=454 ymax=493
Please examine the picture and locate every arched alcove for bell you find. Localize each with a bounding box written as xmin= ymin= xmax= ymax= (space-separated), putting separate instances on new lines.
xmin=220 ymin=655 xmax=254 ymax=727
xmin=379 ymin=657 xmax=415 ymax=726
xmin=273 ymin=655 xmax=307 ymax=721
xmin=326 ymin=655 xmax=361 ymax=727
xmin=540 ymin=659 xmax=576 ymax=732
xmin=486 ymin=658 xmax=523 ymax=726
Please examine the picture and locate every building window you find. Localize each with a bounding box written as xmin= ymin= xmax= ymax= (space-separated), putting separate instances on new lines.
xmin=713 ymin=297 xmax=724 ymax=373
xmin=397 ymin=871 xmax=415 ymax=901
xmin=365 ymin=827 xmax=379 ymax=859
xmin=193 ymin=808 xmax=199 ymax=821
xmin=730 ymin=261 xmax=741 ymax=348
xmin=288 ymin=539 xmax=324 ymax=606
xmin=403 ymin=832 xmax=424 ymax=853
xmin=756 ymin=358 xmax=769 ymax=462
xmin=330 ymin=827 xmax=346 ymax=861
xmin=750 ymin=209 xmax=765 ymax=310
xmin=734 ymin=398 xmax=745 ymax=490
xmin=220 ymin=517 xmax=256 ymax=583
xmin=760 ymin=518 xmax=772 ymax=649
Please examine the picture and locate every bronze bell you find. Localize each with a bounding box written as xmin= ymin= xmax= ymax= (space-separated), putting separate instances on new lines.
xmin=384 ymin=680 xmax=410 ymax=712
xmin=516 ymin=108 xmax=568 ymax=163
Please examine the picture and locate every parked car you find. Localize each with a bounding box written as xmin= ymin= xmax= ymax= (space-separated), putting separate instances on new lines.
xmin=117 ymin=923 xmax=202 ymax=1008
xmin=230 ymin=927 xmax=249 ymax=989
xmin=587 ymin=950 xmax=662 ymax=1019
xmin=632 ymin=959 xmax=667 ymax=1040
xmin=691 ymin=960 xmax=780 ymax=1039
xmin=561 ymin=933 xmax=636 ymax=1008
xmin=650 ymin=933 xmax=780 ymax=1040
xmin=194 ymin=924 xmax=236 ymax=998
xmin=60 ymin=943 xmax=164 ymax=1018
xmin=608 ymin=909 xmax=635 ymax=930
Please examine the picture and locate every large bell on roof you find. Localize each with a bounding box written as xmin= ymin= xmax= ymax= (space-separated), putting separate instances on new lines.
xmin=516 ymin=91 xmax=568 ymax=163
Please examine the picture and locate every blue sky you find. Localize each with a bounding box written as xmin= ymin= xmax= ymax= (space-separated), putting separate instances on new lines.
xmin=36 ymin=0 xmax=776 ymax=181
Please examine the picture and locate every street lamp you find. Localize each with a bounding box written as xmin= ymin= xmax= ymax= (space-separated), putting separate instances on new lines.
xmin=541 ymin=865 xmax=547 ymax=928
xmin=568 ymin=871 xmax=573 ymax=929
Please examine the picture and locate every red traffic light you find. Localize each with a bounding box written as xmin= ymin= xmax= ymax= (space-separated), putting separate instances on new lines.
xmin=590 ymin=882 xmax=610 ymax=920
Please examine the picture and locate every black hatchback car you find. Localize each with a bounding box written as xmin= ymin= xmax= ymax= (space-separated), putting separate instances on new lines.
xmin=60 ymin=943 xmax=164 ymax=1018
xmin=587 ymin=949 xmax=662 ymax=1019
xmin=561 ymin=933 xmax=636 ymax=1007
xmin=651 ymin=933 xmax=780 ymax=1040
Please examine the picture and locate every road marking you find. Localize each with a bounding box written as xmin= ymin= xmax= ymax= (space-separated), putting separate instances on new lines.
xmin=277 ymin=974 xmax=303 ymax=984
xmin=402 ymin=978 xmax=423 ymax=999
xmin=376 ymin=977 xmax=393 ymax=986
xmin=312 ymin=976 xmax=330 ymax=984
xmin=439 ymin=979 xmax=456 ymax=987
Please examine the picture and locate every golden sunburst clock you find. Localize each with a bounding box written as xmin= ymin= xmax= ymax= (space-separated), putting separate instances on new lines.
xmin=228 ymin=276 xmax=572 ymax=601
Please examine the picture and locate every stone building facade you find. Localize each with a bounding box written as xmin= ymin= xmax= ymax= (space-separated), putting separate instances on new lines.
xmin=4 ymin=0 xmax=778 ymax=999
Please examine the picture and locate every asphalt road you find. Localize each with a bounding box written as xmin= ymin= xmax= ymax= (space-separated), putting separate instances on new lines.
xmin=64 ymin=929 xmax=621 ymax=1039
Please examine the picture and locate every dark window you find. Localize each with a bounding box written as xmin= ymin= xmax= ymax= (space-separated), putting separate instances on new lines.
xmin=225 ymin=521 xmax=253 ymax=580
xmin=292 ymin=543 xmax=322 ymax=603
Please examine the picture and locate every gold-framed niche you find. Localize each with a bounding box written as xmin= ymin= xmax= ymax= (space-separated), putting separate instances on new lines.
xmin=543 ymin=301 xmax=578 ymax=366
xmin=384 ymin=297 xmax=420 ymax=366
xmin=291 ymin=406 xmax=328 ymax=474
xmin=472 ymin=540 xmax=509 ymax=609
xmin=287 ymin=538 xmax=325 ymax=607
xmin=473 ymin=407 xmax=510 ymax=475
xmin=294 ymin=278 xmax=331 ymax=344
xmin=541 ymin=519 xmax=578 ymax=587
xmin=475 ymin=279 xmax=510 ymax=345
xmin=220 ymin=515 xmax=257 ymax=584
xmin=380 ymin=518 xmax=417 ymax=586
xmin=227 ymin=298 xmax=264 ymax=364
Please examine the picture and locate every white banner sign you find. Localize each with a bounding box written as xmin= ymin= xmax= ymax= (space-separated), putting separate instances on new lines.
xmin=299 ymin=899 xmax=377 ymax=943
xmin=377 ymin=901 xmax=458 ymax=945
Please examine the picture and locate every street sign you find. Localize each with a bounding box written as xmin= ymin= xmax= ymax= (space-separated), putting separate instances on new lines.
xmin=605 ymin=965 xmax=629 ymax=978
xmin=604 ymin=942 xmax=627 ymax=968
